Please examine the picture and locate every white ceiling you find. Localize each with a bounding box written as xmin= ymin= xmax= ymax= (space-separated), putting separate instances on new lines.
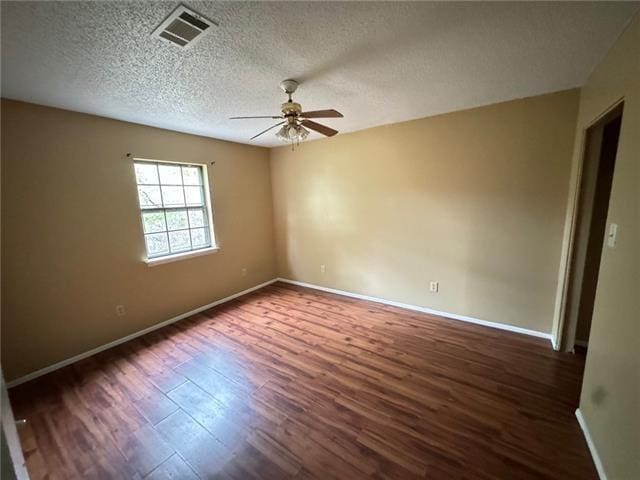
xmin=2 ymin=1 xmax=638 ymax=147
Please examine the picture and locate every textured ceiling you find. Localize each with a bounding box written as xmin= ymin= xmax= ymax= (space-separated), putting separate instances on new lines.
xmin=2 ymin=1 xmax=638 ymax=147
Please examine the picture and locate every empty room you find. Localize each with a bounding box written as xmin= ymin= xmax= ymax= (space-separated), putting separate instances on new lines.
xmin=1 ymin=1 xmax=638 ymax=479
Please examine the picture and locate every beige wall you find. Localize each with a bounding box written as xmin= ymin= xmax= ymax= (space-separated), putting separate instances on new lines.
xmin=1 ymin=100 xmax=276 ymax=381
xmin=566 ymin=14 xmax=639 ymax=479
xmin=271 ymin=89 xmax=579 ymax=334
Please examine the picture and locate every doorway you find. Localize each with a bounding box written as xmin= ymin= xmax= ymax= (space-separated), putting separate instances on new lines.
xmin=560 ymin=103 xmax=623 ymax=352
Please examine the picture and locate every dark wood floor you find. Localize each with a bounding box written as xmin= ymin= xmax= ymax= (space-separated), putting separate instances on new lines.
xmin=9 ymin=282 xmax=596 ymax=479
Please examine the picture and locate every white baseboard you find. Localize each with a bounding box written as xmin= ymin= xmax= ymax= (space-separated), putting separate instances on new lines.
xmin=575 ymin=408 xmax=608 ymax=480
xmin=7 ymin=279 xmax=279 ymax=389
xmin=277 ymin=278 xmax=553 ymax=342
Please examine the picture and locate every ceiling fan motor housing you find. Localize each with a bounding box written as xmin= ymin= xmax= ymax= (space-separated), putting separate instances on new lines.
xmin=281 ymin=102 xmax=302 ymax=120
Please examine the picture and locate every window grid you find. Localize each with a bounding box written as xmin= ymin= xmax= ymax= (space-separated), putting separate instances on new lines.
xmin=134 ymin=160 xmax=214 ymax=259
xmin=180 ymin=165 xmax=194 ymax=252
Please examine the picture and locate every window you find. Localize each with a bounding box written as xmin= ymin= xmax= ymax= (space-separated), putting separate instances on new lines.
xmin=134 ymin=160 xmax=216 ymax=260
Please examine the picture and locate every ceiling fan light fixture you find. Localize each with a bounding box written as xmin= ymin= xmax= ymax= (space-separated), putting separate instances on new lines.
xmin=276 ymin=125 xmax=291 ymax=142
xmin=276 ymin=123 xmax=309 ymax=143
xmin=298 ymin=125 xmax=310 ymax=140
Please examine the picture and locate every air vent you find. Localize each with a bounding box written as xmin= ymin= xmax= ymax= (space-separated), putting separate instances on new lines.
xmin=152 ymin=5 xmax=216 ymax=49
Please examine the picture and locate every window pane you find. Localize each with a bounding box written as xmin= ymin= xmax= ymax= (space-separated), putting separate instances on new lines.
xmin=158 ymin=164 xmax=182 ymax=185
xmin=169 ymin=230 xmax=191 ymax=252
xmin=161 ymin=186 xmax=185 ymax=207
xmin=191 ymin=228 xmax=209 ymax=248
xmin=185 ymin=186 xmax=204 ymax=206
xmin=145 ymin=233 xmax=169 ymax=256
xmin=136 ymin=161 xmax=214 ymax=260
xmin=165 ymin=210 xmax=188 ymax=230
xmin=182 ymin=166 xmax=201 ymax=185
xmin=137 ymin=185 xmax=162 ymax=209
xmin=142 ymin=211 xmax=166 ymax=233
xmin=135 ymin=163 xmax=159 ymax=184
xmin=188 ymin=208 xmax=205 ymax=228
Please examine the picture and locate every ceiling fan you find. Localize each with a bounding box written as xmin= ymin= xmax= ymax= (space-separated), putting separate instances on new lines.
xmin=230 ymin=79 xmax=343 ymax=145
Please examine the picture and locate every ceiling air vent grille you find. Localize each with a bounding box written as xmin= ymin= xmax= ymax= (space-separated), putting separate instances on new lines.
xmin=152 ymin=5 xmax=216 ymax=49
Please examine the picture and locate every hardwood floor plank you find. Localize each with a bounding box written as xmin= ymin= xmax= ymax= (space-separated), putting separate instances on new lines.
xmin=9 ymin=282 xmax=596 ymax=479
xmin=118 ymin=424 xmax=175 ymax=477
xmin=167 ymin=380 xmax=248 ymax=451
xmin=173 ymin=358 xmax=250 ymax=408
xmin=154 ymin=410 xmax=232 ymax=478
xmin=132 ymin=387 xmax=180 ymax=426
xmin=145 ymin=454 xmax=199 ymax=480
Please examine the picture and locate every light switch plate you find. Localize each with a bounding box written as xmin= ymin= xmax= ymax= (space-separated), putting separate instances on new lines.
xmin=607 ymin=223 xmax=618 ymax=248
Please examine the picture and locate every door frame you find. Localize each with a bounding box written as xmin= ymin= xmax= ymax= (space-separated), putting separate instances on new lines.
xmin=1 ymin=371 xmax=30 ymax=479
xmin=551 ymin=98 xmax=624 ymax=351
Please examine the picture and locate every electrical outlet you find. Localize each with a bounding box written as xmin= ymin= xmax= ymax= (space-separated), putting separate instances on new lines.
xmin=115 ymin=305 xmax=126 ymax=317
xmin=429 ymin=281 xmax=439 ymax=293
xmin=320 ymin=264 xmax=326 ymax=274
xmin=241 ymin=268 xmax=247 ymax=277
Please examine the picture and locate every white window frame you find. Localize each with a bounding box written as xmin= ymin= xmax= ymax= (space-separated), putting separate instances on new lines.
xmin=133 ymin=158 xmax=218 ymax=266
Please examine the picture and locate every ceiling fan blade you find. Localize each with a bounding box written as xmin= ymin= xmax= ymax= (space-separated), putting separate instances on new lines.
xmin=301 ymin=119 xmax=338 ymax=137
xmin=300 ymin=109 xmax=344 ymax=118
xmin=250 ymin=121 xmax=285 ymax=140
xmin=230 ymin=115 xmax=283 ymax=120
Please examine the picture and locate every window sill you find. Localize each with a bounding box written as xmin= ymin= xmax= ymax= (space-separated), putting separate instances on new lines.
xmin=145 ymin=246 xmax=219 ymax=267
